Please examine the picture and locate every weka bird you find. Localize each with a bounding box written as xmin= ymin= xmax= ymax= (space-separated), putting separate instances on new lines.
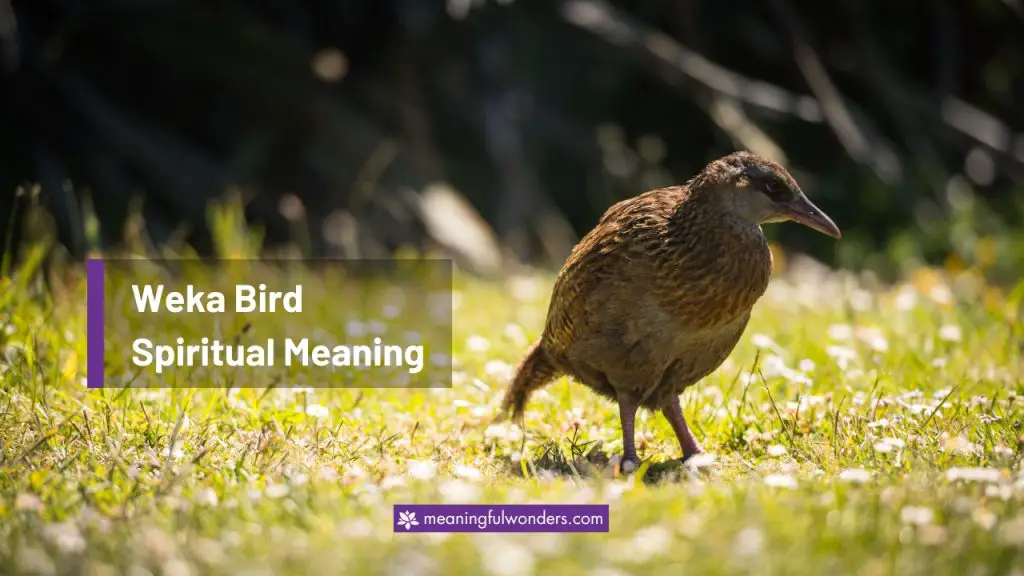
xmin=500 ymin=151 xmax=841 ymax=467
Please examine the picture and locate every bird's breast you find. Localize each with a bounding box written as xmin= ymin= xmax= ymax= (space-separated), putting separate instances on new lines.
xmin=654 ymin=232 xmax=772 ymax=331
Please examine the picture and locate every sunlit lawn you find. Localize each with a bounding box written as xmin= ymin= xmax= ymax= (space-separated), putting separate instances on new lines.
xmin=0 ymin=251 xmax=1022 ymax=575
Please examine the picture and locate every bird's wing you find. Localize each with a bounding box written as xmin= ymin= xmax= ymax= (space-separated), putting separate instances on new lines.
xmin=543 ymin=189 xmax=681 ymax=348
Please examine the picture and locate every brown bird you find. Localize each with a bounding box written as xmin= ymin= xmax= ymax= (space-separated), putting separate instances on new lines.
xmin=500 ymin=151 xmax=840 ymax=468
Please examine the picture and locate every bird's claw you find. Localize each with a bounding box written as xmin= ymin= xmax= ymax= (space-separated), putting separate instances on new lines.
xmin=610 ymin=454 xmax=641 ymax=475
xmin=679 ymin=451 xmax=703 ymax=464
xmin=679 ymin=452 xmax=717 ymax=475
xmin=620 ymin=458 xmax=640 ymax=474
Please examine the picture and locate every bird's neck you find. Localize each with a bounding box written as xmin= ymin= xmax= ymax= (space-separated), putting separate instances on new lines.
xmin=671 ymin=190 xmax=768 ymax=245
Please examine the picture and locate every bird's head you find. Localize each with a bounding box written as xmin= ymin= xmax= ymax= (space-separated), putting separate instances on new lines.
xmin=702 ymin=152 xmax=841 ymax=239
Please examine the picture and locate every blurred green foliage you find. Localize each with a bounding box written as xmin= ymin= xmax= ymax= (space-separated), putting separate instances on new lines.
xmin=1 ymin=0 xmax=1022 ymax=283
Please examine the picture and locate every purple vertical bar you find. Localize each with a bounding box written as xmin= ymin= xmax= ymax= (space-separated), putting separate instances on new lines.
xmin=87 ymin=259 xmax=104 ymax=388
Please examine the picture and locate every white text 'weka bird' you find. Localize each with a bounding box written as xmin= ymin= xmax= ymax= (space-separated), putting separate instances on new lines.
xmin=500 ymin=151 xmax=841 ymax=469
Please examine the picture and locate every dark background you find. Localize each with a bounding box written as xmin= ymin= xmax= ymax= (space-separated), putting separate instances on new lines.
xmin=1 ymin=0 xmax=1022 ymax=282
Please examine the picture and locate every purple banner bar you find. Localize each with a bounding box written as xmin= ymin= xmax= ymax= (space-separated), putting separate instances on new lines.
xmin=393 ymin=504 xmax=609 ymax=533
xmin=87 ymin=259 xmax=104 ymax=389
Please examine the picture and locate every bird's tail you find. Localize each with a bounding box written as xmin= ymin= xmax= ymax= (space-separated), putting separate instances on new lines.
xmin=499 ymin=339 xmax=559 ymax=419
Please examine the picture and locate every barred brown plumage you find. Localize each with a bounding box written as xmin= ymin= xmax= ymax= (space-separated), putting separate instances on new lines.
xmin=500 ymin=151 xmax=841 ymax=468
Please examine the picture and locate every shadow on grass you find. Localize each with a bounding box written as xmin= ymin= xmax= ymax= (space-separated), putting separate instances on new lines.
xmin=497 ymin=438 xmax=712 ymax=485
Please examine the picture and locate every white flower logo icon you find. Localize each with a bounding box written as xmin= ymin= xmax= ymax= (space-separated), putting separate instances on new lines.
xmin=397 ymin=510 xmax=419 ymax=530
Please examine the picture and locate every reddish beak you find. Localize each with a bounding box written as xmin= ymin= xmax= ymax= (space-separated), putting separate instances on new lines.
xmin=781 ymin=194 xmax=841 ymax=239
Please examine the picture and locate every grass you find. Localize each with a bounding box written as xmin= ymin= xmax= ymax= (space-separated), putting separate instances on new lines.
xmin=0 ymin=249 xmax=1023 ymax=576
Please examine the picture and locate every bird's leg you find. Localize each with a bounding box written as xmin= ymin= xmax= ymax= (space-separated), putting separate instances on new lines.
xmin=617 ymin=392 xmax=640 ymax=470
xmin=663 ymin=397 xmax=703 ymax=460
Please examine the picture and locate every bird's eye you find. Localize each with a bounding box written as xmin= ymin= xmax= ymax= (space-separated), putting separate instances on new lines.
xmin=763 ymin=180 xmax=787 ymax=201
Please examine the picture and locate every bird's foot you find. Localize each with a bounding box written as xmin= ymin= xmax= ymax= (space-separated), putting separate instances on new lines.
xmin=679 ymin=450 xmax=703 ymax=464
xmin=621 ymin=457 xmax=640 ymax=474
xmin=679 ymin=451 xmax=718 ymax=477
xmin=610 ymin=454 xmax=642 ymax=475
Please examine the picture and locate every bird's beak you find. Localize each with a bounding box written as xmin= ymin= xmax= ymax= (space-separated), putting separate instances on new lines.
xmin=779 ymin=194 xmax=841 ymax=239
